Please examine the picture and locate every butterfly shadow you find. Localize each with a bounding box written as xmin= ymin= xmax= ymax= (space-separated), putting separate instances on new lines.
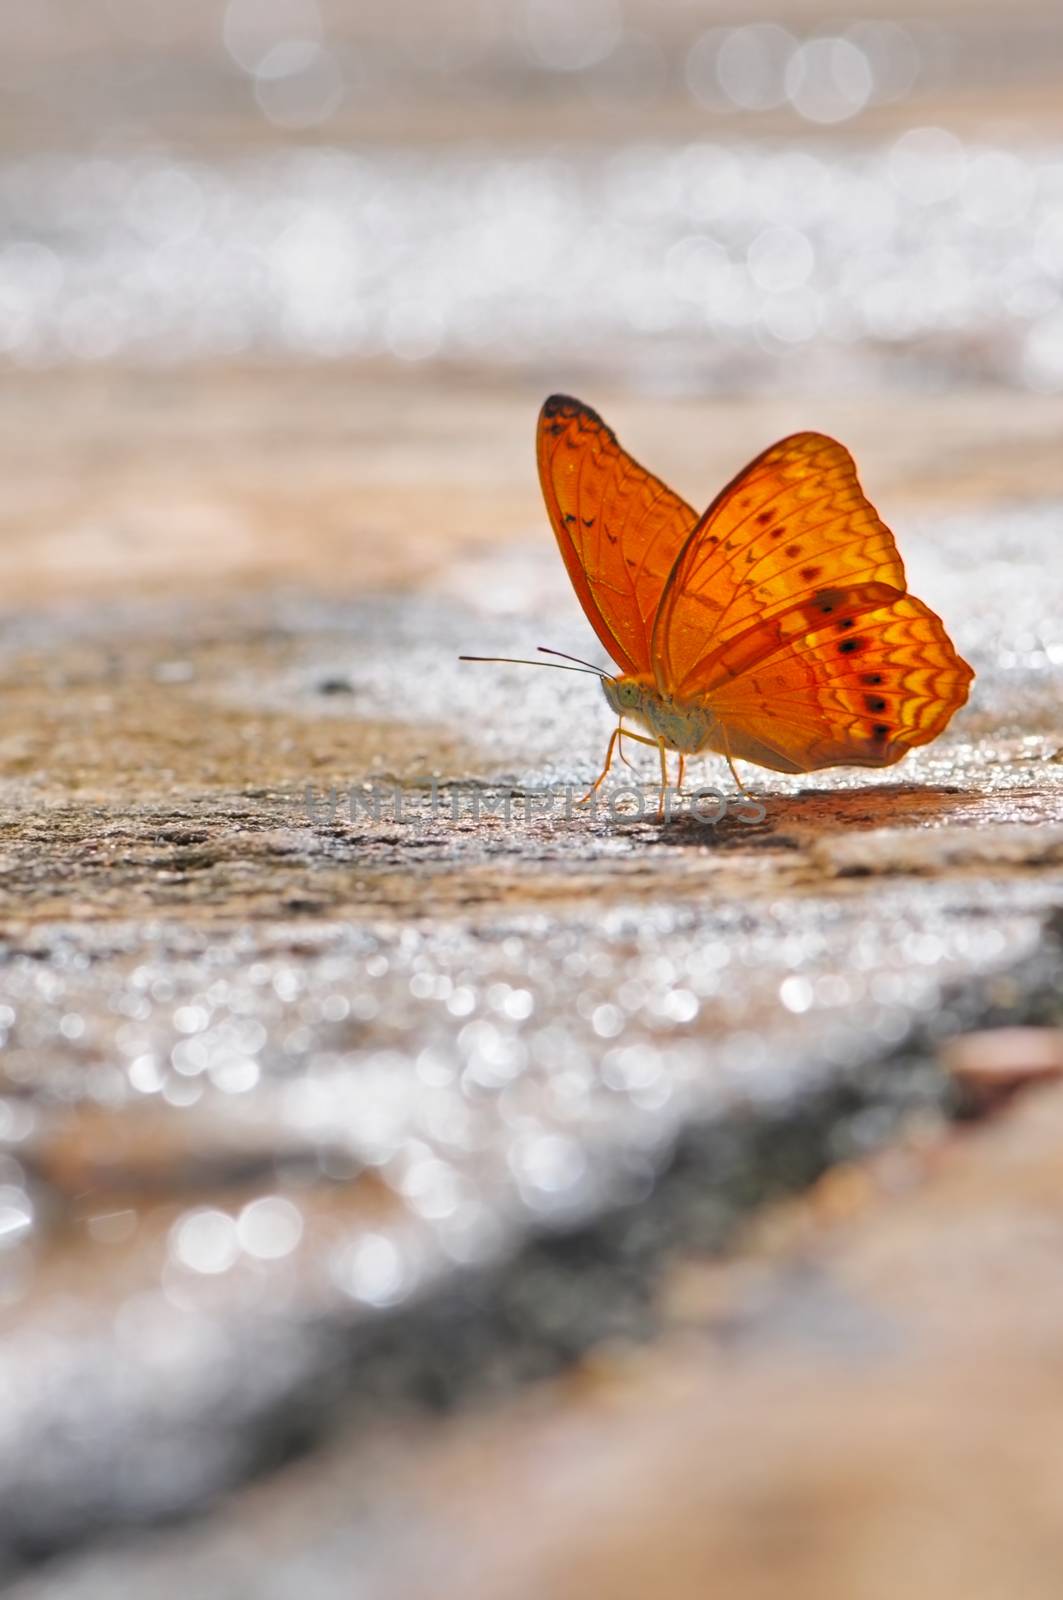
xmin=651 ymin=782 xmax=975 ymax=849
xmin=767 ymin=782 xmax=973 ymax=831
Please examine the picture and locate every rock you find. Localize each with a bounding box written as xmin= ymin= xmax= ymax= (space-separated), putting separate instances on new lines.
xmin=942 ymin=1027 xmax=1063 ymax=1108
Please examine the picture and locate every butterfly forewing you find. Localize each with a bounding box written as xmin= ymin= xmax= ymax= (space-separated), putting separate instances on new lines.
xmin=652 ymin=433 xmax=907 ymax=699
xmin=537 ymin=395 xmax=698 ymax=676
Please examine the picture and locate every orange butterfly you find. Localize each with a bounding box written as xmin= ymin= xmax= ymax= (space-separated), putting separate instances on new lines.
xmin=468 ymin=395 xmax=973 ymax=811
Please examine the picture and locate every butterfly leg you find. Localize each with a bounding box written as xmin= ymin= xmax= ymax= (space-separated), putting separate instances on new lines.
xmin=719 ymin=725 xmax=752 ymax=798
xmin=677 ymin=753 xmax=687 ymax=793
xmin=577 ymin=726 xmax=622 ymax=806
xmin=656 ymin=739 xmax=670 ymax=821
xmin=616 ymin=721 xmax=638 ymax=773
xmin=725 ymin=752 xmax=748 ymax=794
xmin=579 ymin=728 xmax=662 ymax=807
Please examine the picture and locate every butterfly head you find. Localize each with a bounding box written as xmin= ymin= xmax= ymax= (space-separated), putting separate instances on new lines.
xmin=602 ymin=674 xmax=647 ymax=717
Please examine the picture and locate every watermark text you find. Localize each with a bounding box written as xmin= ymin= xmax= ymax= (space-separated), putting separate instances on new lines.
xmin=294 ymin=778 xmax=766 ymax=829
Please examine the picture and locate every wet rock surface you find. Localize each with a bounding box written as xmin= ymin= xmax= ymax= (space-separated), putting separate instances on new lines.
xmin=0 ymin=360 xmax=1061 ymax=1584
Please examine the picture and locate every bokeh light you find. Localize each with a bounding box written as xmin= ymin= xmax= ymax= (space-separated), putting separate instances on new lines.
xmin=0 ymin=130 xmax=1059 ymax=388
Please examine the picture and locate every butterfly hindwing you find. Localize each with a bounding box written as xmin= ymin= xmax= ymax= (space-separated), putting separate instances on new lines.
xmin=709 ymin=592 xmax=974 ymax=771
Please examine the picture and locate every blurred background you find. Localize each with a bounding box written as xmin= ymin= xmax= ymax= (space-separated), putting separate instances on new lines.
xmin=3 ymin=5 xmax=1063 ymax=1599
xmin=1 ymin=0 xmax=1062 ymax=390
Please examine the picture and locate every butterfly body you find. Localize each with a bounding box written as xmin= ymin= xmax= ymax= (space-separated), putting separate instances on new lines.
xmin=603 ymin=675 xmax=821 ymax=774
xmin=603 ymin=675 xmax=721 ymax=757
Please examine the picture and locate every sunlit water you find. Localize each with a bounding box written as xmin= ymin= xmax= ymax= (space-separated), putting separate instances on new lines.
xmin=1 ymin=133 xmax=1062 ymax=388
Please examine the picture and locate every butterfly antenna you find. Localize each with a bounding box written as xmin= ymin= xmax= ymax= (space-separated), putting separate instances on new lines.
xmin=459 ymin=654 xmax=606 ymax=678
xmin=536 ymin=646 xmax=613 ymax=677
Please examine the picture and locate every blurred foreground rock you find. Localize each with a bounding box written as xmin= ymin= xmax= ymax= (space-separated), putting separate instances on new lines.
xmin=16 ymin=1068 xmax=1063 ymax=1600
